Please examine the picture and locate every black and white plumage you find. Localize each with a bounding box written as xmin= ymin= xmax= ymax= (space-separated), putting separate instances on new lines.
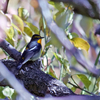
xmin=17 ymin=34 xmax=44 ymax=69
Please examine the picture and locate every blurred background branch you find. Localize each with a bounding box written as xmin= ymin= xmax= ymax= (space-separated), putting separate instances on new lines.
xmin=38 ymin=0 xmax=100 ymax=77
xmin=51 ymin=0 xmax=100 ymax=20
xmin=0 ymin=39 xmax=21 ymax=60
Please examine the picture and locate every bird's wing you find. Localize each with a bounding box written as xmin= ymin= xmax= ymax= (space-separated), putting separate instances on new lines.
xmin=21 ymin=46 xmax=37 ymax=63
xmin=17 ymin=45 xmax=40 ymax=69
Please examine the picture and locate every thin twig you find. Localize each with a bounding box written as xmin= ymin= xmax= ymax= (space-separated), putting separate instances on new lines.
xmin=59 ymin=64 xmax=63 ymax=81
xmin=4 ymin=0 xmax=9 ymax=13
xmin=71 ymin=76 xmax=79 ymax=87
xmin=68 ymin=81 xmax=95 ymax=95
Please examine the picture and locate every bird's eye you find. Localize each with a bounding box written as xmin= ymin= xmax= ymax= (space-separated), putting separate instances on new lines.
xmin=26 ymin=47 xmax=28 ymax=50
xmin=22 ymin=57 xmax=24 ymax=59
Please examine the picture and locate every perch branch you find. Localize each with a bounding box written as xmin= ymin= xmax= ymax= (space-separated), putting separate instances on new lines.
xmin=40 ymin=94 xmax=100 ymax=100
xmin=0 ymin=61 xmax=35 ymax=100
xmin=1 ymin=59 xmax=74 ymax=97
xmin=0 ymin=39 xmax=74 ymax=96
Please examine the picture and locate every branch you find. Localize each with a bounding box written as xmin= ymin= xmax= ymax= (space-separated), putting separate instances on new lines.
xmin=40 ymin=95 xmax=100 ymax=100
xmin=0 ymin=39 xmax=74 ymax=96
xmin=70 ymin=48 xmax=100 ymax=76
xmin=1 ymin=59 xmax=75 ymax=97
xmin=0 ymin=61 xmax=35 ymax=100
xmin=51 ymin=0 xmax=100 ymax=20
xmin=68 ymin=81 xmax=94 ymax=95
xmin=0 ymin=39 xmax=21 ymax=60
xmin=70 ymin=66 xmax=88 ymax=75
xmin=0 ymin=0 xmax=9 ymax=13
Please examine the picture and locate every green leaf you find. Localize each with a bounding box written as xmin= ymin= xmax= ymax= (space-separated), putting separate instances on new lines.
xmin=55 ymin=9 xmax=67 ymax=30
xmin=71 ymin=87 xmax=76 ymax=92
xmin=80 ymin=17 xmax=93 ymax=35
xmin=54 ymin=8 xmax=65 ymax=20
xmin=70 ymin=37 xmax=90 ymax=52
xmin=5 ymin=26 xmax=14 ymax=39
xmin=48 ymin=67 xmax=58 ymax=79
xmin=71 ymin=32 xmax=79 ymax=38
xmin=11 ymin=91 xmax=17 ymax=100
xmin=12 ymin=15 xmax=24 ymax=32
xmin=45 ymin=41 xmax=52 ymax=48
xmin=50 ymin=33 xmax=62 ymax=48
xmin=55 ymin=8 xmax=73 ymax=30
xmin=18 ymin=7 xmax=29 ymax=21
xmin=48 ymin=1 xmax=55 ymax=6
xmin=0 ymin=87 xmax=5 ymax=99
xmin=77 ymin=74 xmax=91 ymax=89
xmin=25 ymin=21 xmax=39 ymax=34
xmin=39 ymin=16 xmax=43 ymax=31
xmin=2 ymin=86 xmax=14 ymax=99
xmin=24 ymin=26 xmax=33 ymax=37
xmin=63 ymin=59 xmax=70 ymax=72
xmin=6 ymin=37 xmax=14 ymax=46
xmin=49 ymin=2 xmax=65 ymax=10
xmin=53 ymin=52 xmax=62 ymax=63
xmin=39 ymin=17 xmax=50 ymax=37
xmin=96 ymin=77 xmax=100 ymax=88
xmin=62 ymin=73 xmax=70 ymax=84
xmin=67 ymin=32 xmax=79 ymax=39
xmin=53 ymin=52 xmax=70 ymax=72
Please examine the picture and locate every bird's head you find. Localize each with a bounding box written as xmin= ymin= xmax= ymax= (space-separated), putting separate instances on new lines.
xmin=31 ymin=34 xmax=44 ymax=44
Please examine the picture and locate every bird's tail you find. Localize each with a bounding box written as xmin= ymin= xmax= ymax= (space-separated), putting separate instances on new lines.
xmin=17 ymin=64 xmax=22 ymax=69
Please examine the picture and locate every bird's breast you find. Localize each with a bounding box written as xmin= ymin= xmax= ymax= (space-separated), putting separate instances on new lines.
xmin=30 ymin=49 xmax=41 ymax=61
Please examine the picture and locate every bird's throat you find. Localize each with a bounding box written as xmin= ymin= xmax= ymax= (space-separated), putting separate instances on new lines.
xmin=37 ymin=39 xmax=41 ymax=44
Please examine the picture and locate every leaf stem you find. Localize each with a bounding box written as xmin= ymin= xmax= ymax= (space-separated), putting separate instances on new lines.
xmin=92 ymin=77 xmax=97 ymax=93
xmin=71 ymin=76 xmax=79 ymax=87
xmin=43 ymin=17 xmax=47 ymax=44
xmin=59 ymin=64 xmax=63 ymax=81
xmin=95 ymin=51 xmax=100 ymax=66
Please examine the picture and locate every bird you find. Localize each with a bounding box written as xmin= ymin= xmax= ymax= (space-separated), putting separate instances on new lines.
xmin=17 ymin=34 xmax=44 ymax=69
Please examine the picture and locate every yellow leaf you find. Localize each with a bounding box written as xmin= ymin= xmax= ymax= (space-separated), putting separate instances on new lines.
xmin=24 ymin=26 xmax=33 ymax=37
xmin=12 ymin=15 xmax=24 ymax=32
xmin=70 ymin=37 xmax=90 ymax=52
xmin=5 ymin=26 xmax=14 ymax=39
xmin=6 ymin=37 xmax=14 ymax=46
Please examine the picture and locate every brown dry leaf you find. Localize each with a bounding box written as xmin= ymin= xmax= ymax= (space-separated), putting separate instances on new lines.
xmin=30 ymin=0 xmax=39 ymax=8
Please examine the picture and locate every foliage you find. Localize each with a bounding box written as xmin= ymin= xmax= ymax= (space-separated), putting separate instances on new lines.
xmin=70 ymin=37 xmax=90 ymax=52
xmin=0 ymin=86 xmax=15 ymax=99
xmin=0 ymin=0 xmax=100 ymax=99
